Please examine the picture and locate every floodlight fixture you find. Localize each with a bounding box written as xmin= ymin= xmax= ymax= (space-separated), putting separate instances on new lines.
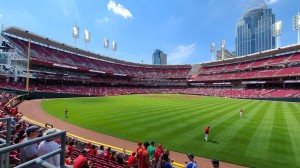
xmin=220 ymin=40 xmax=226 ymax=60
xmin=293 ymin=12 xmax=300 ymax=44
xmin=72 ymin=25 xmax=79 ymax=46
xmin=112 ymin=40 xmax=117 ymax=52
xmin=273 ymin=20 xmax=282 ymax=48
xmin=104 ymin=38 xmax=109 ymax=49
xmin=84 ymin=29 xmax=90 ymax=50
xmin=84 ymin=29 xmax=90 ymax=43
xmin=210 ymin=43 xmax=215 ymax=62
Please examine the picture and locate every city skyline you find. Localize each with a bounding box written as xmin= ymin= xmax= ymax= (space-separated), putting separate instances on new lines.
xmin=0 ymin=0 xmax=299 ymax=65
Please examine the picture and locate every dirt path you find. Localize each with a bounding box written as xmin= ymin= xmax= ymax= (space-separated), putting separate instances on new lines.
xmin=18 ymin=99 xmax=246 ymax=168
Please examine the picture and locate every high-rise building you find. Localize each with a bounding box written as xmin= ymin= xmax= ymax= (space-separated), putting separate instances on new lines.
xmin=235 ymin=0 xmax=275 ymax=57
xmin=152 ymin=49 xmax=167 ymax=65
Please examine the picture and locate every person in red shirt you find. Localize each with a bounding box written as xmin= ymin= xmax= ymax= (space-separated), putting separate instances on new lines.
xmin=66 ymin=141 xmax=74 ymax=157
xmin=204 ymin=126 xmax=210 ymax=141
xmin=154 ymin=144 xmax=164 ymax=164
xmin=136 ymin=142 xmax=143 ymax=153
xmin=103 ymin=147 xmax=113 ymax=160
xmin=137 ymin=141 xmax=150 ymax=168
xmin=73 ymin=150 xmax=90 ymax=168
xmin=127 ymin=152 xmax=137 ymax=167
xmin=89 ymin=145 xmax=97 ymax=155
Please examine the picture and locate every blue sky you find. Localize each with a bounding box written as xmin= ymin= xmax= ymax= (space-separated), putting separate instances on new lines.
xmin=0 ymin=0 xmax=299 ymax=65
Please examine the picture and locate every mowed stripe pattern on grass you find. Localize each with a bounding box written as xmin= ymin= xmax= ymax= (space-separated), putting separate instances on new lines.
xmin=41 ymin=94 xmax=300 ymax=168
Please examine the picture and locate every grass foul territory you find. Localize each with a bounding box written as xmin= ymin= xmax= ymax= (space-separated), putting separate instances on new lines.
xmin=41 ymin=94 xmax=300 ymax=168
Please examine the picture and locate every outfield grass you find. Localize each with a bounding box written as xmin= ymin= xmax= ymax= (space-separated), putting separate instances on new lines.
xmin=41 ymin=94 xmax=300 ymax=167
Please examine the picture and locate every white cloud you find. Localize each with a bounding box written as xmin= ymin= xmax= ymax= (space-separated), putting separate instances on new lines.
xmin=107 ymin=0 xmax=133 ymax=19
xmin=168 ymin=43 xmax=197 ymax=65
xmin=265 ymin=0 xmax=279 ymax=5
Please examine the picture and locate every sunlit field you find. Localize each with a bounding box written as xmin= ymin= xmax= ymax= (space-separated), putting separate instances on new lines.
xmin=41 ymin=94 xmax=300 ymax=168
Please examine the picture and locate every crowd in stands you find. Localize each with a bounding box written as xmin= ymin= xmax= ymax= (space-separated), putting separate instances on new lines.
xmin=1 ymin=81 xmax=300 ymax=99
xmin=192 ymin=52 xmax=300 ymax=82
xmin=0 ymin=91 xmax=179 ymax=168
xmin=5 ymin=36 xmax=191 ymax=79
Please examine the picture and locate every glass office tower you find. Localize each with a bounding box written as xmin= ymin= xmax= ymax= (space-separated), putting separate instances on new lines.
xmin=152 ymin=49 xmax=167 ymax=65
xmin=236 ymin=0 xmax=275 ymax=56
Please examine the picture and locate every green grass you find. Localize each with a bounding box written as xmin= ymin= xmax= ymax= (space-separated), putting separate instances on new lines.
xmin=41 ymin=94 xmax=300 ymax=167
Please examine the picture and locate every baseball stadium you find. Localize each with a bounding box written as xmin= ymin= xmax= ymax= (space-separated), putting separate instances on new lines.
xmin=1 ymin=1 xmax=300 ymax=168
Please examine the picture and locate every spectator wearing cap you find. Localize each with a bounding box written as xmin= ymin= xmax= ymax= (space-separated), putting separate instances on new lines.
xmin=73 ymin=150 xmax=90 ymax=168
xmin=19 ymin=125 xmax=43 ymax=166
xmin=154 ymin=144 xmax=164 ymax=166
xmin=136 ymin=142 xmax=143 ymax=153
xmin=126 ymin=152 xmax=137 ymax=167
xmin=37 ymin=128 xmax=60 ymax=167
xmin=154 ymin=143 xmax=164 ymax=160
xmin=186 ymin=153 xmax=197 ymax=168
xmin=138 ymin=141 xmax=150 ymax=168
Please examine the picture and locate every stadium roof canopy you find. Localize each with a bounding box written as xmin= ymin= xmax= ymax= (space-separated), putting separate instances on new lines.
xmin=2 ymin=26 xmax=191 ymax=68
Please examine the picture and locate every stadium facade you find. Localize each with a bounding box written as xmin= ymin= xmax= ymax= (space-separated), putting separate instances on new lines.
xmin=1 ymin=26 xmax=300 ymax=99
xmin=235 ymin=0 xmax=276 ymax=57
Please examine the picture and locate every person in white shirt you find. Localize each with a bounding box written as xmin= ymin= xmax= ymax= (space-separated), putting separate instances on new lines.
xmin=37 ymin=128 xmax=60 ymax=167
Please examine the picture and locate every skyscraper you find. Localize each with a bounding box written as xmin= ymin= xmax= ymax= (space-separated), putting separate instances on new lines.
xmin=235 ymin=0 xmax=275 ymax=57
xmin=152 ymin=49 xmax=167 ymax=65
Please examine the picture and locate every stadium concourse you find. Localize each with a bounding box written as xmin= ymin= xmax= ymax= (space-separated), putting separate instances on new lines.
xmin=18 ymin=99 xmax=246 ymax=168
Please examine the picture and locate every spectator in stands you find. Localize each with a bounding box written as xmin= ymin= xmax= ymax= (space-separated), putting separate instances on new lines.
xmin=37 ymin=128 xmax=60 ymax=166
xmin=126 ymin=152 xmax=137 ymax=167
xmin=103 ymin=147 xmax=113 ymax=160
xmin=19 ymin=125 xmax=43 ymax=166
xmin=89 ymin=144 xmax=97 ymax=155
xmin=154 ymin=143 xmax=164 ymax=166
xmin=204 ymin=126 xmax=210 ymax=142
xmin=97 ymin=145 xmax=104 ymax=156
xmin=136 ymin=142 xmax=143 ymax=153
xmin=116 ymin=151 xmax=125 ymax=164
xmin=14 ymin=129 xmax=26 ymax=144
xmin=185 ymin=153 xmax=197 ymax=168
xmin=111 ymin=151 xmax=117 ymax=161
xmin=137 ymin=141 xmax=150 ymax=168
xmin=148 ymin=140 xmax=155 ymax=163
xmin=66 ymin=141 xmax=74 ymax=157
xmin=160 ymin=149 xmax=172 ymax=168
xmin=84 ymin=142 xmax=91 ymax=152
xmin=73 ymin=150 xmax=90 ymax=168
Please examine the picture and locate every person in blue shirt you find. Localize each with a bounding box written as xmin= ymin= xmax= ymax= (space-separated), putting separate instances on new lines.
xmin=186 ymin=153 xmax=197 ymax=168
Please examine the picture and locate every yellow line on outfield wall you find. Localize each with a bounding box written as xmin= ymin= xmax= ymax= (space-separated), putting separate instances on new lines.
xmin=22 ymin=116 xmax=185 ymax=168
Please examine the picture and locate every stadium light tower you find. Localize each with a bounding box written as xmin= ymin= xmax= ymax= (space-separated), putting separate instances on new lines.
xmin=220 ymin=40 xmax=226 ymax=60
xmin=293 ymin=12 xmax=300 ymax=44
xmin=273 ymin=21 xmax=282 ymax=48
xmin=112 ymin=40 xmax=117 ymax=57
xmin=72 ymin=25 xmax=79 ymax=47
xmin=84 ymin=29 xmax=90 ymax=50
xmin=210 ymin=43 xmax=215 ymax=62
xmin=104 ymin=37 xmax=109 ymax=54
